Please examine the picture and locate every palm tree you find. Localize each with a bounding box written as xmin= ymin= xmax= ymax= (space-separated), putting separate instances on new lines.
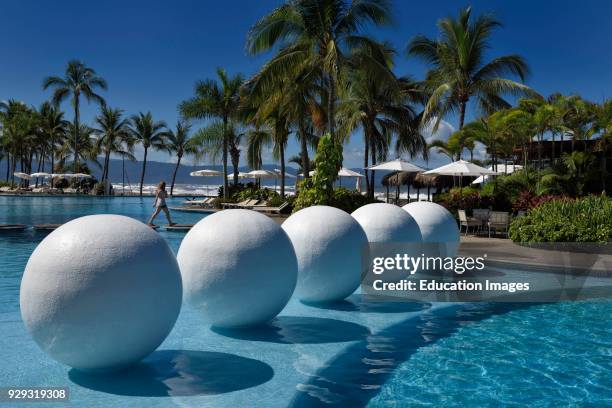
xmin=37 ymin=102 xmax=68 ymax=186
xmin=179 ymin=68 xmax=243 ymax=198
xmin=246 ymin=0 xmax=393 ymax=140
xmin=338 ymin=61 xmax=425 ymax=197
xmin=427 ymin=140 xmax=458 ymax=162
xmin=129 ymin=112 xmax=168 ymax=196
xmin=407 ymin=6 xmax=536 ymax=131
xmin=166 ymin=121 xmax=198 ymax=196
xmin=58 ymin=123 xmax=100 ymax=172
xmin=43 ymin=60 xmax=107 ymax=173
xmin=191 ymin=120 xmax=245 ymax=185
xmin=589 ymin=99 xmax=611 ymax=191
xmin=94 ymin=106 xmax=133 ymax=185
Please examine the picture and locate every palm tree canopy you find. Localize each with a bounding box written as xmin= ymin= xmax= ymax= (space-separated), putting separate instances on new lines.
xmin=166 ymin=121 xmax=198 ymax=157
xmin=179 ymin=68 xmax=243 ymax=121
xmin=407 ymin=6 xmax=538 ymax=130
xmin=129 ymin=112 xmax=168 ymax=149
xmin=42 ymin=60 xmax=107 ymax=108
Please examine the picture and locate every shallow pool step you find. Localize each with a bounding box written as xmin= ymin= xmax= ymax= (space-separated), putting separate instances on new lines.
xmin=165 ymin=224 xmax=194 ymax=231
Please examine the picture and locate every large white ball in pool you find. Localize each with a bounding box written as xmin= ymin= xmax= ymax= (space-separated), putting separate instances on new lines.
xmin=20 ymin=215 xmax=182 ymax=372
xmin=402 ymin=201 xmax=460 ymax=257
xmin=351 ymin=203 xmax=422 ymax=244
xmin=177 ymin=209 xmax=297 ymax=328
xmin=282 ymin=206 xmax=368 ymax=303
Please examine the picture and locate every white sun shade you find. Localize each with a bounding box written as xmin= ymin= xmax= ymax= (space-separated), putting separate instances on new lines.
xmin=366 ymin=158 xmax=425 ymax=172
xmin=424 ymin=160 xmax=499 ymax=176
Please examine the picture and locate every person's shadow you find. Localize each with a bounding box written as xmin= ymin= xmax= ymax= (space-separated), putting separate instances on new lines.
xmin=69 ymin=349 xmax=273 ymax=397
xmin=212 ymin=316 xmax=370 ymax=344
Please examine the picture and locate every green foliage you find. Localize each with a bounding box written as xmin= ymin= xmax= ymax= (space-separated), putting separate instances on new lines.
xmin=330 ymin=187 xmax=377 ymax=213
xmin=509 ymin=195 xmax=612 ymax=243
xmin=293 ymin=135 xmax=343 ymax=211
xmin=0 ymin=181 xmax=17 ymax=188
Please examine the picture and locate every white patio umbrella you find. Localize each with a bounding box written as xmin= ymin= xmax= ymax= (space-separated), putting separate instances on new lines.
xmin=246 ymin=169 xmax=278 ymax=179
xmin=366 ymin=158 xmax=425 ymax=172
xmin=424 ymin=159 xmax=499 ymax=191
xmin=13 ymin=172 xmax=31 ymax=180
xmin=423 ymin=160 xmax=499 ymax=176
xmin=190 ymin=169 xmax=223 ymax=195
xmin=338 ymin=167 xmax=364 ymax=177
xmin=190 ymin=169 xmax=222 ymax=177
xmin=274 ymin=169 xmax=296 ymax=178
xmin=30 ymin=172 xmax=51 ymax=178
xmin=366 ymin=159 xmax=424 ymax=202
xmin=472 ymin=164 xmax=522 ymax=184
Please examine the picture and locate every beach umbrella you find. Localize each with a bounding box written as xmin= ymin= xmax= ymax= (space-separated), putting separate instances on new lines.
xmin=366 ymin=158 xmax=425 ymax=172
xmin=30 ymin=172 xmax=51 ymax=178
xmin=246 ymin=169 xmax=278 ymax=179
xmin=424 ymin=160 xmax=499 ymax=177
xmin=366 ymin=159 xmax=424 ymax=202
xmin=246 ymin=169 xmax=278 ymax=189
xmin=472 ymin=164 xmax=522 ymax=184
xmin=13 ymin=172 xmax=31 ymax=180
xmin=424 ymin=160 xmax=499 ymax=191
xmin=190 ymin=169 xmax=223 ymax=195
xmin=338 ymin=167 xmax=364 ymax=177
xmin=190 ymin=169 xmax=222 ymax=177
xmin=274 ymin=169 xmax=296 ymax=178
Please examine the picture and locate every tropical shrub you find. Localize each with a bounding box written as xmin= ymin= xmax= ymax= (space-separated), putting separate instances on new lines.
xmin=512 ymin=191 xmax=567 ymax=211
xmin=330 ymin=187 xmax=378 ymax=213
xmin=509 ymin=195 xmax=612 ymax=243
xmin=293 ymin=135 xmax=343 ymax=212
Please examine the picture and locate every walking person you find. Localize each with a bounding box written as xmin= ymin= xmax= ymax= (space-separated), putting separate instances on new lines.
xmin=148 ymin=181 xmax=175 ymax=226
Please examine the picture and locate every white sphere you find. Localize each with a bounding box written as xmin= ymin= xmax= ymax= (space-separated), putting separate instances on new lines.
xmin=282 ymin=206 xmax=368 ymax=303
xmin=177 ymin=209 xmax=297 ymax=328
xmin=20 ymin=215 xmax=182 ymax=372
xmin=351 ymin=203 xmax=422 ymax=244
xmin=402 ymin=201 xmax=460 ymax=257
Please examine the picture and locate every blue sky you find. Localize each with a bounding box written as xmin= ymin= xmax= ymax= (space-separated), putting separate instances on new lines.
xmin=1 ymin=0 xmax=610 ymax=169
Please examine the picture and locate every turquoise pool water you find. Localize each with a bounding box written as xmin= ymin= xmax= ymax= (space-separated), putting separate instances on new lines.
xmin=1 ymin=196 xmax=611 ymax=407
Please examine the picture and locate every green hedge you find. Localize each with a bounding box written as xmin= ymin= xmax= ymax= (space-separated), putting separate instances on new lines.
xmin=509 ymin=195 xmax=612 ymax=243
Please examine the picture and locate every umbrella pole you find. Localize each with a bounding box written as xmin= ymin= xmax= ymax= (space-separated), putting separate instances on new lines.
xmin=407 ymin=184 xmax=410 ymax=202
xmin=427 ymin=185 xmax=431 ymax=201
xmin=386 ymin=185 xmax=389 ymax=203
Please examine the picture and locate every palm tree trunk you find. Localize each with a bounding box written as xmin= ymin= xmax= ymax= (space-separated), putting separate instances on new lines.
xmin=299 ymin=118 xmax=310 ymax=179
xmin=551 ymin=132 xmax=556 ymax=164
xmin=170 ymin=154 xmax=181 ymax=196
xmin=50 ymin=145 xmax=54 ymax=188
xmin=327 ymin=73 xmax=336 ymax=141
xmin=363 ymin=134 xmax=370 ymax=197
xmin=279 ymin=142 xmax=286 ymax=198
xmin=74 ymin=94 xmax=80 ymax=173
xmin=230 ymin=145 xmax=240 ymax=185
xmin=222 ymin=117 xmax=229 ymax=198
xmin=370 ymin=139 xmax=377 ymax=200
xmin=538 ymin=133 xmax=543 ymax=169
xmin=139 ymin=147 xmax=148 ymax=196
xmin=459 ymin=99 xmax=468 ymax=130
xmin=5 ymin=153 xmax=9 ymax=181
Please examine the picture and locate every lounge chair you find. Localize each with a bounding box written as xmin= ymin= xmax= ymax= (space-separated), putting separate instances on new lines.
xmin=251 ymin=201 xmax=291 ymax=215
xmin=458 ymin=210 xmax=481 ymax=236
xmin=488 ymin=211 xmax=509 ymax=237
xmin=184 ymin=198 xmax=214 ymax=207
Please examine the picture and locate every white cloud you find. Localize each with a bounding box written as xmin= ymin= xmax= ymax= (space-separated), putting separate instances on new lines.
xmin=422 ymin=117 xmax=456 ymax=144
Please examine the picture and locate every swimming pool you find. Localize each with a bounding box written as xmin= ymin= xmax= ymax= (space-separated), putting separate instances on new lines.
xmin=1 ymin=196 xmax=611 ymax=407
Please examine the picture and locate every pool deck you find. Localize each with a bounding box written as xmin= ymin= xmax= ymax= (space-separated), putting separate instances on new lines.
xmin=459 ymin=236 xmax=612 ymax=273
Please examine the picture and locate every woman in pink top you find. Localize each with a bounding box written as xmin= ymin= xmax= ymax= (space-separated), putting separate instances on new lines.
xmin=148 ymin=181 xmax=175 ymax=226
